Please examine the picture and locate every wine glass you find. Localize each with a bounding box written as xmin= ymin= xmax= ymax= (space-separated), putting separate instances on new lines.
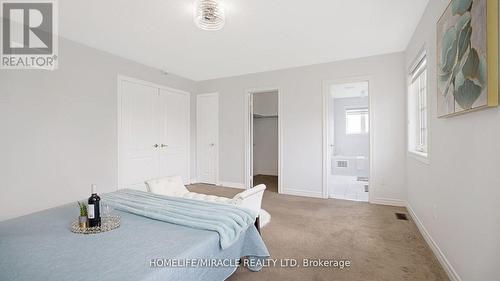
xmin=101 ymin=203 xmax=113 ymax=221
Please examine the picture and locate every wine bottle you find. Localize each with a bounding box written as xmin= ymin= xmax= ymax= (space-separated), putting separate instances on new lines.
xmin=87 ymin=184 xmax=101 ymax=227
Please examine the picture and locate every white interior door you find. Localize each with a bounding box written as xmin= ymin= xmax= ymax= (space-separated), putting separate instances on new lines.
xmin=196 ymin=94 xmax=218 ymax=184
xmin=158 ymin=89 xmax=190 ymax=184
xmin=119 ymin=80 xmax=159 ymax=191
xmin=328 ymin=93 xmax=335 ymax=176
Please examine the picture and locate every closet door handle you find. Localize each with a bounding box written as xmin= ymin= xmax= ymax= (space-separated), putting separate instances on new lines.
xmin=153 ymin=144 xmax=159 ymax=148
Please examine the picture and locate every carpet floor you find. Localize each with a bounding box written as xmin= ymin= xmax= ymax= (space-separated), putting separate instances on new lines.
xmin=188 ymin=175 xmax=448 ymax=281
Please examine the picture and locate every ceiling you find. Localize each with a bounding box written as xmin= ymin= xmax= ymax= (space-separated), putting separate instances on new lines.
xmin=58 ymin=0 xmax=429 ymax=81
xmin=331 ymin=82 xmax=369 ymax=99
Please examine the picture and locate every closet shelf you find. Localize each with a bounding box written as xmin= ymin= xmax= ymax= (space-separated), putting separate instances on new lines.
xmin=253 ymin=114 xmax=278 ymax=119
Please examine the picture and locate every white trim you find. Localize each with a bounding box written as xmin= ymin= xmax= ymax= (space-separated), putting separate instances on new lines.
xmin=244 ymin=88 xmax=283 ymax=194
xmin=196 ymin=92 xmax=220 ymax=185
xmin=408 ymin=44 xmax=427 ymax=74
xmin=371 ymin=198 xmax=407 ymax=207
xmin=282 ymin=188 xmax=323 ymax=198
xmin=407 ymin=49 xmax=431 ymax=166
xmin=405 ymin=71 xmax=432 ymax=165
xmin=117 ymin=78 xmax=123 ymax=190
xmin=117 ymin=75 xmax=191 ymax=188
xmin=407 ymin=204 xmax=462 ymax=281
xmin=322 ymin=76 xmax=374 ymax=202
xmin=218 ymin=181 xmax=245 ymax=189
xmin=186 ymin=91 xmax=192 ymax=186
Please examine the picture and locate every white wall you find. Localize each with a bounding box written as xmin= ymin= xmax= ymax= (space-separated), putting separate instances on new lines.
xmin=333 ymin=97 xmax=369 ymax=158
xmin=253 ymin=92 xmax=278 ymax=176
xmin=197 ymin=53 xmax=407 ymax=201
xmin=0 ymin=37 xmax=196 ymax=221
xmin=405 ymin=1 xmax=500 ymax=280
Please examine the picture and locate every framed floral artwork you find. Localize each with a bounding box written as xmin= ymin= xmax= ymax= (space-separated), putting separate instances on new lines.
xmin=437 ymin=0 xmax=498 ymax=117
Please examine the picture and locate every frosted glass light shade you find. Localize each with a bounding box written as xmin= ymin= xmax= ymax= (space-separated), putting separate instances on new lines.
xmin=194 ymin=0 xmax=225 ymax=31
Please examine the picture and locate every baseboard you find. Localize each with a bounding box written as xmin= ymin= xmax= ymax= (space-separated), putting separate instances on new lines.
xmin=217 ymin=181 xmax=245 ymax=189
xmin=370 ymin=198 xmax=407 ymax=207
xmin=282 ymin=188 xmax=323 ymax=198
xmin=189 ymin=179 xmax=197 ymax=184
xmin=406 ymin=204 xmax=462 ymax=281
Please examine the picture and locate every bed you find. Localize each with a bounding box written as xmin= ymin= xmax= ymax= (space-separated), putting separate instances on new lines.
xmin=0 ymin=190 xmax=269 ymax=281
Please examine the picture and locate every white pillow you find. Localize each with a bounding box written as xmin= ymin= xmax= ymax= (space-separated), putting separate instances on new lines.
xmin=145 ymin=176 xmax=189 ymax=197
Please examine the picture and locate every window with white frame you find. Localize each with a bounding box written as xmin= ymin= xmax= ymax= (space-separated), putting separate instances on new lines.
xmin=408 ymin=53 xmax=428 ymax=158
xmin=346 ymin=108 xmax=369 ymax=135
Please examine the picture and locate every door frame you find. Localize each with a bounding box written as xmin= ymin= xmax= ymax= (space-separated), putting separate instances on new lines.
xmin=196 ymin=92 xmax=219 ymax=185
xmin=322 ymin=76 xmax=374 ymax=202
xmin=117 ymin=75 xmax=191 ymax=189
xmin=244 ymin=88 xmax=283 ymax=193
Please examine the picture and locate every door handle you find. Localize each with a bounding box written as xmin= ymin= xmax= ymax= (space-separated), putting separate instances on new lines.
xmin=210 ymin=143 xmax=215 ymax=147
xmin=153 ymin=144 xmax=159 ymax=148
xmin=160 ymin=144 xmax=168 ymax=148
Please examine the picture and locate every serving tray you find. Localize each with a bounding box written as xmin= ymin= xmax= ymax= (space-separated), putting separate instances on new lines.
xmin=70 ymin=215 xmax=120 ymax=234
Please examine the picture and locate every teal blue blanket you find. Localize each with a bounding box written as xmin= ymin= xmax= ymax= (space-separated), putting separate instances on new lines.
xmin=0 ymin=196 xmax=269 ymax=281
xmin=101 ymin=189 xmax=256 ymax=249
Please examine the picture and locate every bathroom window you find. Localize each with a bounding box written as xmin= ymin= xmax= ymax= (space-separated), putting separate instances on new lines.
xmin=408 ymin=51 xmax=429 ymax=161
xmin=346 ymin=108 xmax=369 ymax=135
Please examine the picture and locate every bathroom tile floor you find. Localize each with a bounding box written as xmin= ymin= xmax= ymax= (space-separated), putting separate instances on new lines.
xmin=329 ymin=175 xmax=369 ymax=202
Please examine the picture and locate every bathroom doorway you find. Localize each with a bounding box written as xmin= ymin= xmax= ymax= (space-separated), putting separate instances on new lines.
xmin=323 ymin=80 xmax=371 ymax=202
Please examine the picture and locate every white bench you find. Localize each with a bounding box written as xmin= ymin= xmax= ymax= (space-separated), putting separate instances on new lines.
xmin=145 ymin=176 xmax=271 ymax=230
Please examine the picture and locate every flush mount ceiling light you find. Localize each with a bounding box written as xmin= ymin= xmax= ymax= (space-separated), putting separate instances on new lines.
xmin=194 ymin=0 xmax=225 ymax=31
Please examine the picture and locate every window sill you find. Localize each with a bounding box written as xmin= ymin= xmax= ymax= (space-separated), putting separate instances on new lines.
xmin=408 ymin=150 xmax=430 ymax=165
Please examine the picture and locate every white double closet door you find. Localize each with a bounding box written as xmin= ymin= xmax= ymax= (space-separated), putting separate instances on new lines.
xmin=119 ymin=79 xmax=190 ymax=191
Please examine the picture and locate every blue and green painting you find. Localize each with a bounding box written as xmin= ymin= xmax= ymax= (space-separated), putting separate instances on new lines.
xmin=437 ymin=0 xmax=487 ymax=116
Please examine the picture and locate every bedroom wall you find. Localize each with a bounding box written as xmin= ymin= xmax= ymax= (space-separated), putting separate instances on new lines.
xmin=0 ymin=37 xmax=196 ymax=221
xmin=196 ymin=53 xmax=407 ymax=203
xmin=405 ymin=0 xmax=500 ymax=280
